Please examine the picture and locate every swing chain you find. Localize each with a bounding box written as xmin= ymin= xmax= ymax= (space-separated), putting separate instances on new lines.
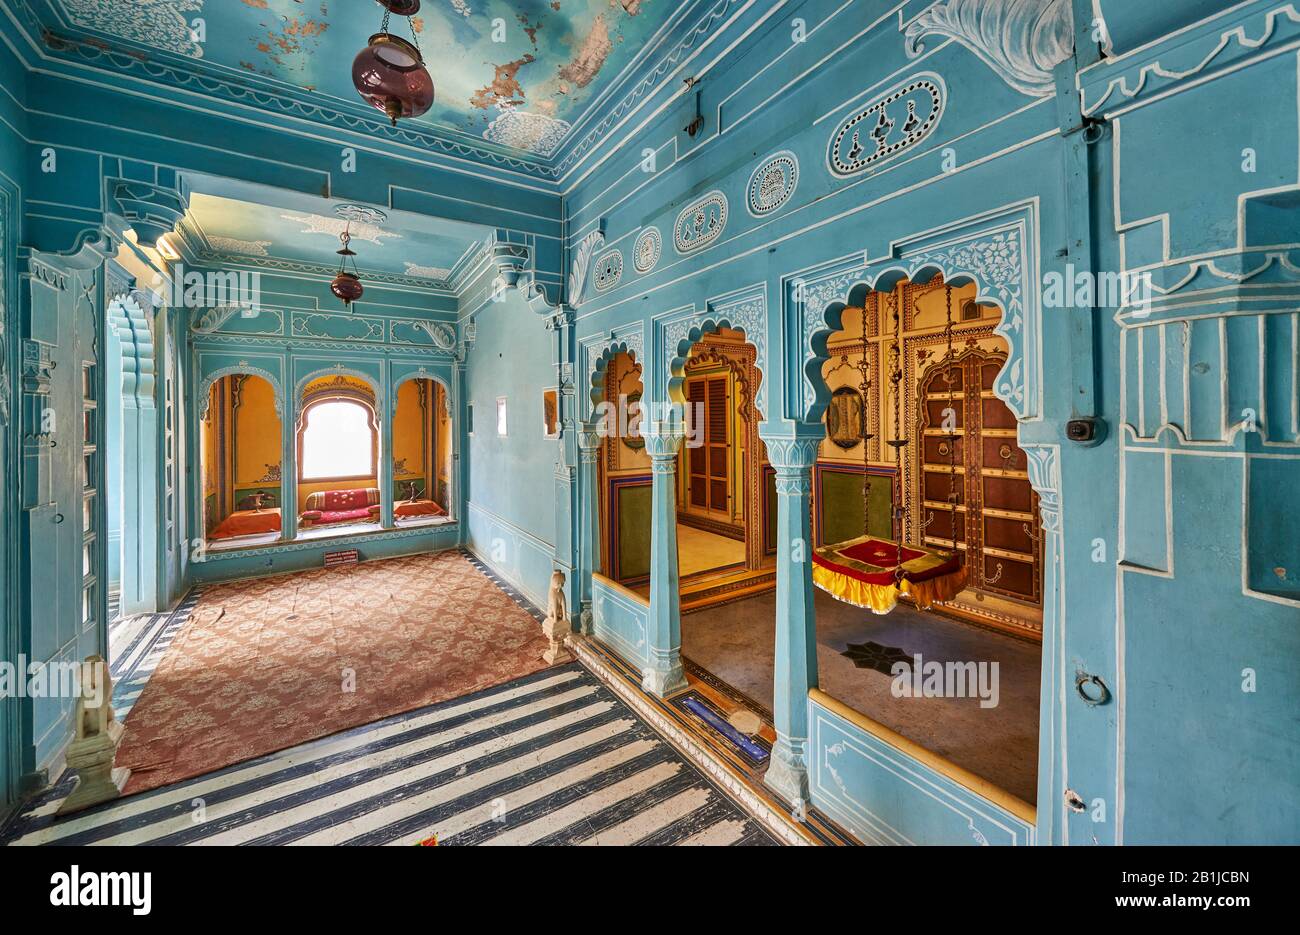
xmin=860 ymin=298 xmax=873 ymax=539
xmin=888 ymin=288 xmax=908 ymax=580
xmin=944 ymin=283 xmax=960 ymax=558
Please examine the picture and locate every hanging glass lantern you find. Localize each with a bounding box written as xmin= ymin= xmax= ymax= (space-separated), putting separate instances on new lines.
xmin=331 ymin=225 xmax=364 ymax=307
xmin=353 ymin=1 xmax=434 ymax=126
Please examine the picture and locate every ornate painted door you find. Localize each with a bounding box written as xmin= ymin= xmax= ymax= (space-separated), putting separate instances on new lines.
xmin=918 ymin=348 xmax=1041 ymax=609
xmin=20 ymin=257 xmax=105 ymax=774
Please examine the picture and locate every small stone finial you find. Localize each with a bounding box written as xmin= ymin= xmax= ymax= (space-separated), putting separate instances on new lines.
xmin=57 ymin=655 xmax=130 ymax=815
xmin=542 ymin=569 xmax=575 ymax=665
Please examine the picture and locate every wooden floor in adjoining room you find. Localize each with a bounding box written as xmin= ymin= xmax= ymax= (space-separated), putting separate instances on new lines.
xmin=1 ymin=664 xmax=777 ymax=847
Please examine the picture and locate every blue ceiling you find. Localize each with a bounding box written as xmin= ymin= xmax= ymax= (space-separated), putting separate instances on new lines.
xmin=34 ymin=0 xmax=683 ymax=159
xmin=174 ymin=176 xmax=492 ymax=286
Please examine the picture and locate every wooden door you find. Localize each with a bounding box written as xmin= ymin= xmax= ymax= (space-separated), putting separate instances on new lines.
xmin=684 ymin=374 xmax=730 ymax=518
xmin=918 ymin=349 xmax=1041 ymax=607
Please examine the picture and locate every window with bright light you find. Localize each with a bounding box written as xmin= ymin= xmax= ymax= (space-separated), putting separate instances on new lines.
xmin=300 ymin=400 xmax=376 ymax=480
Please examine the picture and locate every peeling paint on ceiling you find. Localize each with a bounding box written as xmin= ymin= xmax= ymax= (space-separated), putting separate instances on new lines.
xmin=41 ymin=0 xmax=678 ymax=158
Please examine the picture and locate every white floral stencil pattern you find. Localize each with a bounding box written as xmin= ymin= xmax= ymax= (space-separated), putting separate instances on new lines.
xmin=62 ymin=0 xmax=206 ymax=57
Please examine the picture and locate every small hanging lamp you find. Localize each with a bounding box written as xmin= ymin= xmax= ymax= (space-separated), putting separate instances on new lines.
xmin=353 ymin=0 xmax=434 ymax=126
xmin=331 ymin=223 xmax=364 ymax=308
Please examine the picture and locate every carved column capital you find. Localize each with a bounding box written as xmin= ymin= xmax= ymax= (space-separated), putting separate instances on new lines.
xmin=645 ymin=424 xmax=685 ymax=460
xmin=760 ymin=428 xmax=822 ymax=474
xmin=577 ymin=421 xmax=604 ymax=453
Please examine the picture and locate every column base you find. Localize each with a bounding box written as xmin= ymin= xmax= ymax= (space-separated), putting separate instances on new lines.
xmin=763 ymin=740 xmax=810 ymax=809
xmin=641 ymin=662 xmax=688 ymax=698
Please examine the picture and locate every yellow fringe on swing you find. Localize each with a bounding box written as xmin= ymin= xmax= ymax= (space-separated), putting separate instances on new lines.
xmin=812 ymin=563 xmax=969 ymax=616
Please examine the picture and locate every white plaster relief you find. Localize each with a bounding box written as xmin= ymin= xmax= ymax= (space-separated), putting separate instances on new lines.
xmin=903 ymin=0 xmax=1073 ymax=98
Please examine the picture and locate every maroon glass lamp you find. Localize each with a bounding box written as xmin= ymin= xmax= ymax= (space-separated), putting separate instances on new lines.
xmin=353 ymin=0 xmax=434 ymax=126
xmin=330 ymin=223 xmax=364 ymax=308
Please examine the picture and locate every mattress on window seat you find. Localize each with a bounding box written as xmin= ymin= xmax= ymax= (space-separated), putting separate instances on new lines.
xmin=395 ymin=499 xmax=447 ymax=518
xmin=210 ymin=508 xmax=282 ymax=540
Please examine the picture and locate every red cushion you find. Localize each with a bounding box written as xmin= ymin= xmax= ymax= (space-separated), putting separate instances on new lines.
xmin=320 ymin=489 xmax=374 ymax=511
xmin=314 ymin=507 xmax=375 ymax=525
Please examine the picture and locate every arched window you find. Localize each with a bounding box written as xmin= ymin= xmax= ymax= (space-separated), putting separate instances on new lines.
xmin=298 ymin=398 xmax=378 ymax=481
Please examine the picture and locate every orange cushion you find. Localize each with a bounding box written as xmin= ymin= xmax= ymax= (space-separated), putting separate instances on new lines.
xmin=210 ymin=508 xmax=281 ymax=540
xmin=395 ymin=500 xmax=446 ymax=518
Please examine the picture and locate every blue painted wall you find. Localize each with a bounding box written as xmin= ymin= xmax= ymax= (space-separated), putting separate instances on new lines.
xmin=0 ymin=0 xmax=1294 ymax=844
xmin=0 ymin=24 xmax=29 ymax=815
xmin=463 ymin=282 xmax=561 ymax=608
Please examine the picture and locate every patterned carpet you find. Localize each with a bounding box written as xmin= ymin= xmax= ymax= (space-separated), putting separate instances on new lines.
xmin=2 ymin=665 xmax=777 ymax=846
xmin=116 ymin=551 xmax=552 ymax=794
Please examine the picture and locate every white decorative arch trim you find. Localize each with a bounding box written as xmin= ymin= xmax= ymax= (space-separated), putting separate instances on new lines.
xmin=795 ymin=202 xmax=1039 ymax=424
xmin=392 ymin=369 xmax=455 ymax=420
xmin=107 ymin=291 xmax=156 ymax=407
xmin=198 ymin=365 xmax=284 ymax=420
xmin=294 ymin=366 xmax=383 ymax=420
xmin=581 ymin=324 xmax=645 ymax=418
xmin=656 ymin=284 xmax=769 ymax=420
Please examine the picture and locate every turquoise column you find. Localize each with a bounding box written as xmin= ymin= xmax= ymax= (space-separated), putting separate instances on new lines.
xmin=379 ymin=371 xmax=394 ymax=528
xmin=577 ymin=422 xmax=602 ymax=635
xmin=643 ymin=424 xmax=687 ymax=696
xmin=760 ymin=429 xmax=823 ymax=806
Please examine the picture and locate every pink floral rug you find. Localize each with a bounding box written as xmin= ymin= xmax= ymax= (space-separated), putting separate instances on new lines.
xmin=117 ymin=551 xmax=552 ymax=794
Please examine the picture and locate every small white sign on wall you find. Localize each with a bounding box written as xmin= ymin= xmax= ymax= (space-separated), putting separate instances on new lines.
xmin=496 ymin=396 xmax=508 ymax=437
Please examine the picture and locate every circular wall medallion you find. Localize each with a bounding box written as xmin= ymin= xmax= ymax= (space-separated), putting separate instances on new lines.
xmin=633 ymin=227 xmax=662 ymax=273
xmin=747 ymin=151 xmax=799 ymax=217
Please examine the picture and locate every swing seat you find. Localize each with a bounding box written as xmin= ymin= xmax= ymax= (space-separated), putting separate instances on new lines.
xmin=812 ymin=535 xmax=967 ymax=615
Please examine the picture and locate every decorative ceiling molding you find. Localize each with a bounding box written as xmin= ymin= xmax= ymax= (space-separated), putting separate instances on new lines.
xmin=5 ymin=0 xmax=751 ymax=182
xmin=552 ymin=0 xmax=750 ymax=178
xmin=903 ymin=0 xmax=1074 ymax=98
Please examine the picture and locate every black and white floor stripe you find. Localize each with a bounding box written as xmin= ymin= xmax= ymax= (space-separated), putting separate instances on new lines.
xmin=2 ymin=663 xmax=778 ymax=846
xmin=107 ymin=590 xmax=200 ymax=721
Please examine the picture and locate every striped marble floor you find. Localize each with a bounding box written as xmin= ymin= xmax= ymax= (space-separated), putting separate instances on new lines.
xmin=108 ymin=591 xmax=199 ymax=721
xmin=1 ymin=663 xmax=778 ymax=846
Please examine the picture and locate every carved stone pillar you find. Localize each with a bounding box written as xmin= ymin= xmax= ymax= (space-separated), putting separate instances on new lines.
xmin=759 ymin=428 xmax=823 ymax=807
xmin=644 ymin=424 xmax=687 ymax=697
xmin=577 ymin=422 xmax=602 ymax=635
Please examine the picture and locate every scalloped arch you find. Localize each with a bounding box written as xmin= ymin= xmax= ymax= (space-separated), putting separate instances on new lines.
xmin=107 ymin=292 xmax=156 ymax=407
xmin=393 ymin=370 xmax=455 ymax=420
xmin=800 ymin=217 xmax=1032 ymax=423
xmin=803 ymin=264 xmax=1009 ymax=422
xmin=588 ymin=340 xmax=642 ymax=413
xmin=198 ymin=365 xmax=284 ymax=420
xmin=663 ymin=312 xmax=767 ymax=422
xmin=294 ymin=367 xmax=383 ymax=420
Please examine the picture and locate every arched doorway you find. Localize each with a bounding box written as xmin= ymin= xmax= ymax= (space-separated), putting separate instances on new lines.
xmin=392 ymin=376 xmax=455 ymax=527
xmin=801 ymin=274 xmax=1043 ymax=804
xmin=104 ymin=290 xmax=160 ymax=637
xmin=200 ymin=372 xmax=285 ymax=551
